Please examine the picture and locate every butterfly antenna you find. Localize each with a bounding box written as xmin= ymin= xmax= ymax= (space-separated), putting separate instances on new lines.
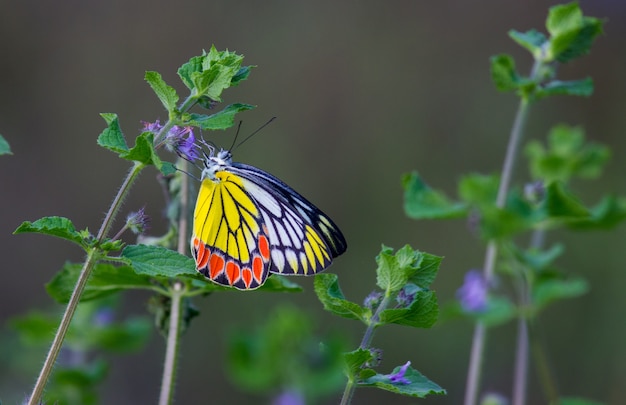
xmin=234 ymin=117 xmax=277 ymax=150
xmin=228 ymin=121 xmax=245 ymax=152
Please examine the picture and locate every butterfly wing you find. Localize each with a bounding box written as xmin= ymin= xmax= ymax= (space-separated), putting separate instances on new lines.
xmin=191 ymin=170 xmax=272 ymax=290
xmin=229 ymin=162 xmax=347 ymax=276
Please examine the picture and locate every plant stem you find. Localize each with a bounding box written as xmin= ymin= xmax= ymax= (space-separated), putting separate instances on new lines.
xmin=28 ymin=162 xmax=145 ymax=405
xmin=158 ymin=159 xmax=191 ymax=405
xmin=158 ymin=282 xmax=185 ymax=405
xmin=463 ymin=94 xmax=533 ymax=405
xmin=339 ymin=294 xmax=392 ymax=405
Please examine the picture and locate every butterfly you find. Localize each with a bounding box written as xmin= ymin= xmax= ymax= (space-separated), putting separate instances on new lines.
xmin=191 ymin=146 xmax=347 ymax=290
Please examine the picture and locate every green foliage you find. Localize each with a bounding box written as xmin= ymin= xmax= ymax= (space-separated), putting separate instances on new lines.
xmin=0 ymin=134 xmax=12 ymax=155
xmin=227 ymin=306 xmax=346 ymax=402
xmin=526 ymin=124 xmax=610 ymax=182
xmin=359 ymin=364 xmax=446 ymax=398
xmin=402 ymin=172 xmax=467 ymax=219
xmin=553 ymin=398 xmax=606 ymax=405
xmin=187 ymin=103 xmax=256 ymax=130
xmin=144 ymin=71 xmax=179 ymax=113
xmin=314 ymin=273 xmax=369 ymax=322
xmin=14 ymin=216 xmax=90 ymax=248
xmin=491 ymin=2 xmax=603 ymax=101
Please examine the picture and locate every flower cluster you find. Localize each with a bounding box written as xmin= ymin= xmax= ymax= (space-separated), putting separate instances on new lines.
xmin=143 ymin=120 xmax=199 ymax=161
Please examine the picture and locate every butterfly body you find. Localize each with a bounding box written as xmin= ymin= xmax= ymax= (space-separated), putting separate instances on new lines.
xmin=191 ymin=148 xmax=346 ymax=290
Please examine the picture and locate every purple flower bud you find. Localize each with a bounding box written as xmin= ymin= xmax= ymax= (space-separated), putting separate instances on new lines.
xmin=524 ymin=180 xmax=545 ymax=204
xmin=142 ymin=120 xmax=163 ymax=134
xmin=126 ymin=207 xmax=150 ymax=235
xmin=395 ymin=284 xmax=419 ymax=308
xmin=93 ymin=308 xmax=115 ymax=327
xmin=457 ymin=270 xmax=488 ymax=312
xmin=387 ymin=361 xmax=411 ymax=385
xmin=166 ymin=126 xmax=199 ymax=161
xmin=363 ymin=291 xmax=383 ymax=310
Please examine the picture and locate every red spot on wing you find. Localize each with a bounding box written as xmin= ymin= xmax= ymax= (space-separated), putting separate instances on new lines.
xmin=209 ymin=253 xmax=225 ymax=280
xmin=252 ymin=256 xmax=264 ymax=283
xmin=258 ymin=234 xmax=270 ymax=261
xmin=242 ymin=268 xmax=253 ymax=288
xmin=225 ymin=261 xmax=241 ymax=285
xmin=197 ymin=245 xmax=210 ymax=269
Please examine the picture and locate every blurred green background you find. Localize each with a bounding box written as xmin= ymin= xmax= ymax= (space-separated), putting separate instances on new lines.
xmin=1 ymin=1 xmax=625 ymax=404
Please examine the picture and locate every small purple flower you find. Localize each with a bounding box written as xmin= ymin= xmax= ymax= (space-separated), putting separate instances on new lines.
xmin=142 ymin=120 xmax=163 ymax=134
xmin=93 ymin=308 xmax=115 ymax=327
xmin=524 ymin=180 xmax=545 ymax=204
xmin=272 ymin=389 xmax=305 ymax=405
xmin=143 ymin=120 xmax=200 ymax=161
xmin=457 ymin=270 xmax=488 ymax=312
xmin=363 ymin=290 xmax=383 ymax=310
xmin=126 ymin=207 xmax=150 ymax=235
xmin=387 ymin=361 xmax=411 ymax=385
xmin=395 ymin=285 xmax=418 ymax=308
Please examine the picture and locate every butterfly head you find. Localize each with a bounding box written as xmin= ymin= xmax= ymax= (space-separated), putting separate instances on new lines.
xmin=201 ymin=147 xmax=233 ymax=181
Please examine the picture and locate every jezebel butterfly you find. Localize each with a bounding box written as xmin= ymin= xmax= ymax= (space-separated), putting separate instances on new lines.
xmin=191 ymin=147 xmax=347 ymax=290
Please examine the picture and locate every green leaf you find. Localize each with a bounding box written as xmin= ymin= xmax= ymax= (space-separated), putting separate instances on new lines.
xmin=378 ymin=291 xmax=438 ymax=328
xmin=10 ymin=312 xmax=58 ymax=345
xmin=568 ymin=195 xmax=626 ymax=230
xmin=46 ymin=262 xmax=155 ymax=303
xmin=402 ymin=172 xmax=467 ymax=219
xmin=97 ymin=113 xmax=129 ymax=153
xmin=314 ymin=273 xmax=368 ymax=322
xmin=512 ymin=244 xmax=565 ymax=273
xmin=490 ymin=54 xmax=521 ymax=92
xmin=231 ymin=66 xmax=254 ymax=86
xmin=121 ymin=244 xmax=197 ymax=279
xmin=344 ymin=348 xmax=374 ymax=378
xmin=145 ymin=71 xmax=179 ymax=112
xmin=509 ymin=29 xmax=547 ymax=58
xmin=0 ymin=134 xmax=12 ymax=155
xmin=14 ymin=216 xmax=87 ymax=247
xmin=359 ymin=363 xmax=445 ymax=398
xmin=187 ymin=103 xmax=256 ymax=130
xmin=546 ymin=2 xmax=604 ymax=63
xmin=86 ymin=317 xmax=152 ymax=352
xmin=376 ymin=245 xmax=423 ymax=293
xmin=441 ymin=296 xmax=517 ymax=327
xmin=532 ymin=276 xmax=588 ymax=312
xmin=409 ymin=253 xmax=442 ymax=289
xmin=537 ymin=78 xmax=594 ymax=98
xmin=526 ymin=125 xmax=610 ymax=182
xmin=256 ymin=275 xmax=303 ymax=293
xmin=119 ymin=132 xmax=155 ymax=164
xmin=543 ymin=182 xmax=590 ymax=220
xmin=458 ymin=173 xmax=499 ymax=207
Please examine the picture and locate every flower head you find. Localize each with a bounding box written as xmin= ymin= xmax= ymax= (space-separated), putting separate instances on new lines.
xmin=387 ymin=361 xmax=411 ymax=385
xmin=457 ymin=270 xmax=488 ymax=312
xmin=126 ymin=207 xmax=150 ymax=235
xmin=363 ymin=290 xmax=383 ymax=311
xmin=395 ymin=284 xmax=419 ymax=308
xmin=143 ymin=120 xmax=200 ymax=161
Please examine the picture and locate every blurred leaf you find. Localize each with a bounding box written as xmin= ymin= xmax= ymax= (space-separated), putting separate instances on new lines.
xmin=511 ymin=244 xmax=565 ymax=273
xmin=0 ymin=134 xmax=12 ymax=155
xmin=46 ymin=262 xmax=155 ymax=303
xmin=86 ymin=317 xmax=152 ymax=352
xmin=378 ymin=291 xmax=438 ymax=328
xmin=509 ymin=29 xmax=547 ymax=57
xmin=14 ymin=216 xmax=87 ymax=248
xmin=45 ymin=359 xmax=108 ymax=405
xmin=546 ymin=2 xmax=604 ymax=63
xmin=402 ymin=172 xmax=467 ymax=219
xmin=145 ymin=71 xmax=179 ymax=112
xmin=97 ymin=113 xmax=129 ymax=153
xmin=188 ymin=103 xmax=256 ymax=130
xmin=526 ymin=125 xmax=610 ymax=182
xmin=532 ymin=277 xmax=588 ymax=312
xmin=543 ymin=182 xmax=590 ymax=220
xmin=490 ymin=54 xmax=521 ymax=92
xmin=441 ymin=296 xmax=517 ymax=327
xmin=359 ymin=364 xmax=445 ymax=397
xmin=314 ymin=273 xmax=368 ymax=322
xmin=568 ymin=195 xmax=626 ymax=230
xmin=10 ymin=312 xmax=58 ymax=345
xmin=458 ymin=173 xmax=499 ymax=207
xmin=537 ymin=78 xmax=593 ymax=98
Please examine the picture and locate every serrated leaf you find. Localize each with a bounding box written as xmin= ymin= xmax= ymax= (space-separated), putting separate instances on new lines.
xmin=0 ymin=134 xmax=12 ymax=155
xmin=97 ymin=113 xmax=128 ymax=153
xmin=145 ymin=71 xmax=179 ymax=112
xmin=359 ymin=364 xmax=445 ymax=398
xmin=378 ymin=291 xmax=438 ymax=328
xmin=402 ymin=172 xmax=467 ymax=219
xmin=14 ymin=216 xmax=87 ymax=247
xmin=121 ymin=244 xmax=197 ymax=278
xmin=46 ymin=262 xmax=155 ymax=303
xmin=537 ymin=78 xmax=593 ymax=98
xmin=533 ymin=277 xmax=588 ymax=311
xmin=490 ymin=54 xmax=521 ymax=92
xmin=231 ymin=66 xmax=254 ymax=86
xmin=314 ymin=273 xmax=368 ymax=322
xmin=119 ymin=132 xmax=155 ymax=164
xmin=376 ymin=245 xmax=423 ymax=293
xmin=568 ymin=195 xmax=626 ymax=230
xmin=408 ymin=253 xmax=442 ymax=289
xmin=344 ymin=348 xmax=374 ymax=377
xmin=509 ymin=29 xmax=547 ymax=57
xmin=188 ymin=103 xmax=256 ymax=130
